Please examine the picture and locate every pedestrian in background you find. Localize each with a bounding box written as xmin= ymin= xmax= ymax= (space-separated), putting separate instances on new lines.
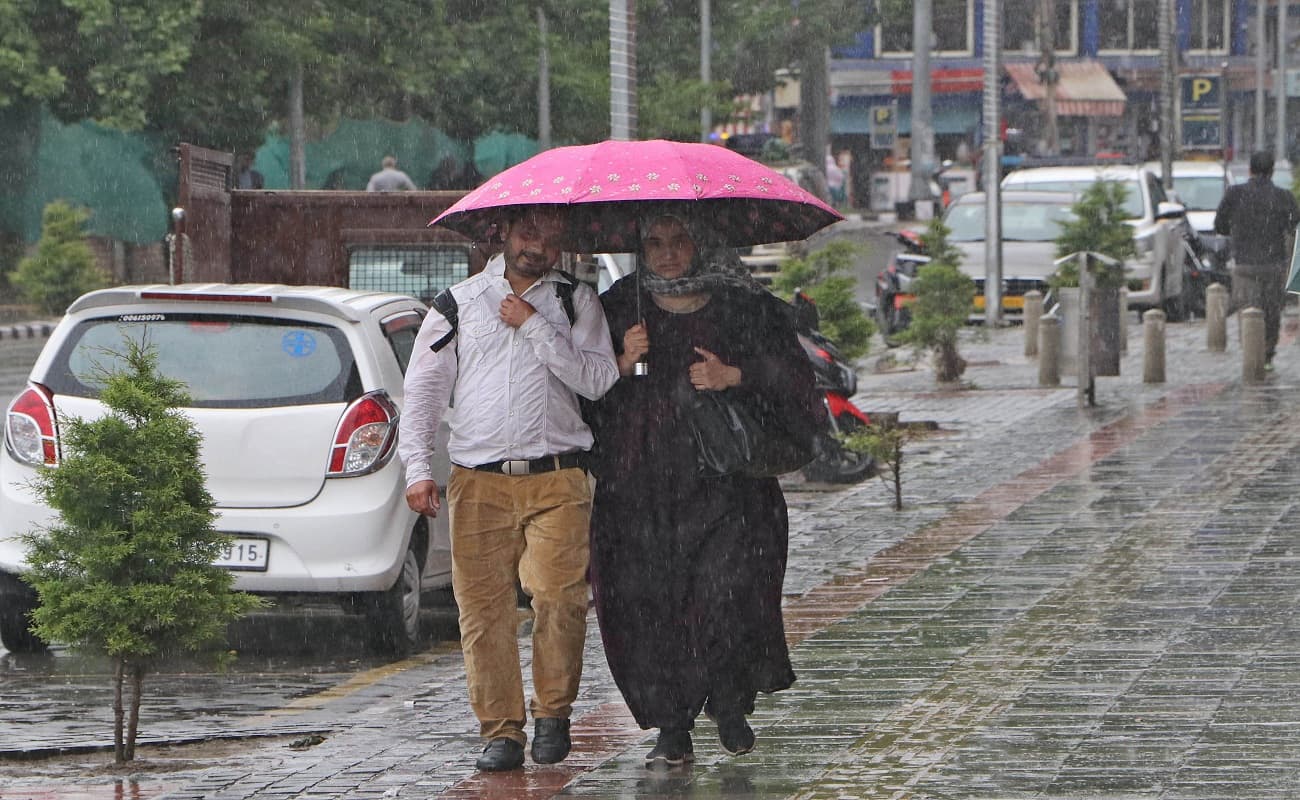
xmin=366 ymin=155 xmax=417 ymax=191
xmin=398 ymin=206 xmax=618 ymax=771
xmin=1214 ymin=150 xmax=1300 ymax=368
xmin=233 ymin=152 xmax=263 ymax=190
xmin=586 ymin=211 xmax=822 ymax=769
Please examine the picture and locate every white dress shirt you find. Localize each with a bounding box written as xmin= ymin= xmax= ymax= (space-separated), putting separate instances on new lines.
xmin=398 ymin=254 xmax=619 ymax=487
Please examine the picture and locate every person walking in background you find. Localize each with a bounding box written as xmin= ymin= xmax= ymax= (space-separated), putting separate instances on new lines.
xmin=366 ymin=155 xmax=417 ymax=191
xmin=233 ymin=152 xmax=264 ymax=190
xmin=585 ymin=211 xmax=823 ymax=769
xmin=398 ymin=206 xmax=618 ymax=772
xmin=1214 ymin=150 xmax=1300 ymax=368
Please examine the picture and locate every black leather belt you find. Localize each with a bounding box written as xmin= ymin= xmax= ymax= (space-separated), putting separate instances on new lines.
xmin=469 ymin=452 xmax=586 ymax=476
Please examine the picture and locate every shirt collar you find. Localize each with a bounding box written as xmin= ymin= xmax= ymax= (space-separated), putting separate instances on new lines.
xmin=484 ymin=253 xmax=569 ymax=285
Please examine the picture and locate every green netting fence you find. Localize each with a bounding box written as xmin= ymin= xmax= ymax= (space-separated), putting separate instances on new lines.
xmin=0 ymin=107 xmax=538 ymax=246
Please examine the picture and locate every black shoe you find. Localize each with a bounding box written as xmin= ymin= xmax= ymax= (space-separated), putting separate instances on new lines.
xmin=716 ymin=715 xmax=755 ymax=756
xmin=644 ymin=729 xmax=694 ymax=769
xmin=475 ymin=738 xmax=525 ymax=771
xmin=531 ymin=717 xmax=572 ymax=764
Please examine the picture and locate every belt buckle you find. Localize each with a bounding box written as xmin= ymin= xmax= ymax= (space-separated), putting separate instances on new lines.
xmin=501 ymin=460 xmax=531 ymax=476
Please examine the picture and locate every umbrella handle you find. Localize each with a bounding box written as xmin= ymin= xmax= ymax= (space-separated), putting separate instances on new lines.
xmin=634 ymin=263 xmax=648 ymax=377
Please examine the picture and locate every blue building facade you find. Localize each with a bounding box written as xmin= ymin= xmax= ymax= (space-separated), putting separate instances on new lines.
xmin=825 ymin=0 xmax=1280 ymax=181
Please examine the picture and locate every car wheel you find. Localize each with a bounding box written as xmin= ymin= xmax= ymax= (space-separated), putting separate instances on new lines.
xmin=363 ymin=536 xmax=424 ymax=655
xmin=0 ymin=596 xmax=47 ymax=654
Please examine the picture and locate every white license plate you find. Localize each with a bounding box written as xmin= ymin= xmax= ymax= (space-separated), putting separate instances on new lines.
xmin=214 ymin=537 xmax=269 ymax=571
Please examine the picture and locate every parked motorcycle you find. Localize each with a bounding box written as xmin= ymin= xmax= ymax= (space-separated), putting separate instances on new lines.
xmin=874 ymin=230 xmax=928 ymax=346
xmin=789 ymin=292 xmax=876 ymax=484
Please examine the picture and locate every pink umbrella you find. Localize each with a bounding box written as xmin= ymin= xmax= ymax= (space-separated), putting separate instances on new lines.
xmin=430 ymin=139 xmax=842 ymax=252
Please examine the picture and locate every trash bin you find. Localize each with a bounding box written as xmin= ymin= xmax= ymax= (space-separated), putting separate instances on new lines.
xmin=1058 ymin=286 xmax=1121 ymax=377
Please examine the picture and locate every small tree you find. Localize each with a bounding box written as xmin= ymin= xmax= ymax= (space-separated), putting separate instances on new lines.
xmin=900 ymin=218 xmax=974 ymax=383
xmin=842 ymin=416 xmax=916 ymax=511
xmin=10 ymin=201 xmax=108 ymax=316
xmin=20 ymin=341 xmax=262 ymax=763
xmin=1051 ymin=180 xmax=1135 ymax=289
xmin=772 ymin=239 xmax=875 ymax=360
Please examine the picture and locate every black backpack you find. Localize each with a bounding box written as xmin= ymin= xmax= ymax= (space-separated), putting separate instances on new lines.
xmin=428 ymin=271 xmax=578 ymax=353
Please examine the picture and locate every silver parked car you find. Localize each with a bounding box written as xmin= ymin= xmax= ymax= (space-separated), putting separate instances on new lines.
xmin=940 ymin=190 xmax=1078 ymax=321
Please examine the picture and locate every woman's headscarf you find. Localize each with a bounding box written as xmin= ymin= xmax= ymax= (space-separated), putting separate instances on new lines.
xmin=637 ymin=210 xmax=765 ymax=297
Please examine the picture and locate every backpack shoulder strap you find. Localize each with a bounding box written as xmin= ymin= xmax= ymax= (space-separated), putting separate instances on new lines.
xmin=553 ymin=271 xmax=577 ymax=326
xmin=428 ymin=289 xmax=459 ymax=353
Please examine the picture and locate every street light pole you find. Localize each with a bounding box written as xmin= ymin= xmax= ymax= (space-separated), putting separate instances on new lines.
xmin=1277 ymin=0 xmax=1289 ymax=164
xmin=1257 ymin=0 xmax=1267 ymax=151
xmin=538 ymin=8 xmax=551 ymax=151
xmin=701 ymin=0 xmax=712 ymax=143
xmin=909 ymin=0 xmax=935 ymax=212
xmin=983 ymin=0 xmax=1003 ymax=326
xmin=1159 ymin=0 xmax=1175 ymax=189
xmin=609 ymin=0 xmax=637 ymax=140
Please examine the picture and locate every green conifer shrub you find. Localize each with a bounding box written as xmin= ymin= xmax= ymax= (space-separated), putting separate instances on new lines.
xmin=1051 ymin=180 xmax=1135 ymax=289
xmin=20 ymin=341 xmax=262 ymax=763
xmin=900 ymin=218 xmax=974 ymax=383
xmin=771 ymin=239 xmax=874 ymax=360
xmin=11 ymin=201 xmax=108 ymax=316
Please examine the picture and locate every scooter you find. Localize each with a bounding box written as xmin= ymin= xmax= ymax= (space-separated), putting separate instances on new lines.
xmin=873 ymin=230 xmax=928 ymax=346
xmin=789 ymin=292 xmax=876 ymax=484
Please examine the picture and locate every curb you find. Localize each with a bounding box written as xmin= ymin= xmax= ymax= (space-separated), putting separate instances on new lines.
xmin=0 ymin=322 xmax=56 ymax=341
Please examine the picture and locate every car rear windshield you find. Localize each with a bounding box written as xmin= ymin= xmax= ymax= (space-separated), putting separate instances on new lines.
xmin=44 ymin=314 xmax=360 ymax=408
xmin=1005 ymin=178 xmax=1144 ymax=219
xmin=945 ymin=201 xmax=1075 ymax=242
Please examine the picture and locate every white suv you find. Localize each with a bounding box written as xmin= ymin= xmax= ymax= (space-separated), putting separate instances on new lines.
xmin=0 ymin=284 xmax=451 ymax=654
xmin=1001 ymin=164 xmax=1192 ymax=319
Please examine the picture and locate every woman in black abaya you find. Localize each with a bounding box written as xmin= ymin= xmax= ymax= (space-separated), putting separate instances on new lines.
xmin=587 ymin=211 xmax=823 ymax=769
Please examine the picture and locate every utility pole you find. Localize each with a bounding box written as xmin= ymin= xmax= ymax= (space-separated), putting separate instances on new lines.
xmin=1257 ymin=0 xmax=1268 ymax=151
xmin=1158 ymin=0 xmax=1175 ymax=188
xmin=609 ymin=0 xmax=637 ymax=140
xmin=538 ymin=7 xmax=551 ymax=151
xmin=701 ymin=0 xmax=712 ymax=142
xmin=909 ymin=0 xmax=935 ymax=213
xmin=1037 ymin=0 xmax=1059 ymax=155
xmin=983 ymin=0 xmax=1003 ymax=326
xmin=1277 ymin=0 xmax=1289 ymax=164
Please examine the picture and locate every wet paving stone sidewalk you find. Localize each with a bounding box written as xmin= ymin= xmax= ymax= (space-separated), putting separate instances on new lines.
xmin=6 ymin=314 xmax=1300 ymax=799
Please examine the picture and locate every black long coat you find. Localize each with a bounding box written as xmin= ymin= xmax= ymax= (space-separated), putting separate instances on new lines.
xmin=587 ymin=277 xmax=822 ymax=731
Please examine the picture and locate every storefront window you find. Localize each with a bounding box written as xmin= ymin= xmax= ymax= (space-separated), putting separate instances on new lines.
xmin=879 ymin=0 xmax=972 ymax=54
xmin=1189 ymin=0 xmax=1228 ymax=51
xmin=1003 ymin=0 xmax=1077 ymax=55
xmin=1101 ymin=0 xmax=1161 ymax=51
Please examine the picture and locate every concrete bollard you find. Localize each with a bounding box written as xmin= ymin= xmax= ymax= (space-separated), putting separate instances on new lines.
xmin=1241 ymin=306 xmax=1267 ymax=383
xmin=1206 ymin=282 xmax=1228 ymax=352
xmin=1038 ymin=314 xmax=1061 ymax=387
xmin=1024 ymin=290 xmax=1043 ymax=357
xmin=1143 ymin=308 xmax=1166 ymax=383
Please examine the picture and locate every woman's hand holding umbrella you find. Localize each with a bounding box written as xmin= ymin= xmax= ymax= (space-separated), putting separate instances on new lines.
xmin=618 ymin=322 xmax=649 ymax=377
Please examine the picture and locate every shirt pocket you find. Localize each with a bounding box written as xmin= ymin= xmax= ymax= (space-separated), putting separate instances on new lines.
xmin=458 ymin=316 xmax=499 ymax=366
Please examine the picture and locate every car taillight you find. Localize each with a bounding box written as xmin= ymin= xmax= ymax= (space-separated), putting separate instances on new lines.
xmin=327 ymin=392 xmax=399 ymax=477
xmin=814 ymin=347 xmax=834 ymax=364
xmin=6 ymin=384 xmax=58 ymax=467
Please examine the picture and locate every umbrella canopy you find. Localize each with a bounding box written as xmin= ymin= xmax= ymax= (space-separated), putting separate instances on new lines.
xmin=430 ymin=139 xmax=843 ymax=252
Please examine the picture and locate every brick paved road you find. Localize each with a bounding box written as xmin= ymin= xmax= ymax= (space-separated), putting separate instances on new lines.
xmin=5 ymin=312 xmax=1300 ymax=799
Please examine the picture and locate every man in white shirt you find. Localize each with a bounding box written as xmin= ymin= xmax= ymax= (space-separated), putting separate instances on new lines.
xmin=399 ymin=206 xmax=618 ymax=771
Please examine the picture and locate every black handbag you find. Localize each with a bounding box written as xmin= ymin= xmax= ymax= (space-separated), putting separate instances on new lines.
xmin=686 ymin=389 xmax=816 ymax=478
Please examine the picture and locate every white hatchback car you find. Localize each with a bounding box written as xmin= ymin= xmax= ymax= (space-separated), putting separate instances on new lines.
xmin=1001 ymin=164 xmax=1191 ymax=318
xmin=0 ymin=284 xmax=451 ymax=654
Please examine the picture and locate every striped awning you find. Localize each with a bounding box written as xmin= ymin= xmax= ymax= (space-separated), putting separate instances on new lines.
xmin=1005 ymin=60 xmax=1127 ymax=117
